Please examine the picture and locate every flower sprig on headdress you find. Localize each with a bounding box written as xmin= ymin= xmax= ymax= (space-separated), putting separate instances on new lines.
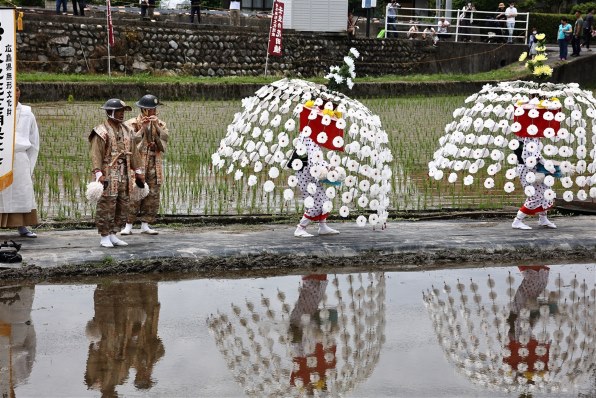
xmin=325 ymin=47 xmax=359 ymax=93
xmin=519 ymin=33 xmax=552 ymax=79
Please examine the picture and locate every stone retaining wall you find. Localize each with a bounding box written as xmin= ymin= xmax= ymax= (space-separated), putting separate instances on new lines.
xmin=17 ymin=13 xmax=522 ymax=77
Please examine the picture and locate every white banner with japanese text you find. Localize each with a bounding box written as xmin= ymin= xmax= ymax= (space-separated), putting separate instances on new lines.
xmin=0 ymin=9 xmax=16 ymax=191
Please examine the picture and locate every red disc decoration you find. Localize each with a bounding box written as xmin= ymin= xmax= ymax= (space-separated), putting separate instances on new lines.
xmin=299 ymin=106 xmax=345 ymax=151
xmin=513 ymin=107 xmax=561 ymax=138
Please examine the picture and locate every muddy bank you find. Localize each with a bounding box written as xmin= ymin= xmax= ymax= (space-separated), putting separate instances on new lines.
xmin=2 ymin=216 xmax=594 ymax=283
xmin=1 ymin=246 xmax=594 ymax=284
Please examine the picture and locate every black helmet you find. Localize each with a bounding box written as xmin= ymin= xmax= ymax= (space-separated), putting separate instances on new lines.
xmin=135 ymin=94 xmax=161 ymax=109
xmin=100 ymin=98 xmax=132 ymax=111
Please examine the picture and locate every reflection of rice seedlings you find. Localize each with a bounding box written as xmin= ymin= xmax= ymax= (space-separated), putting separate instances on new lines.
xmin=32 ymin=96 xmax=538 ymax=221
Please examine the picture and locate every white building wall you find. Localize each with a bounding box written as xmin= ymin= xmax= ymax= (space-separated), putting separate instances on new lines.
xmin=282 ymin=0 xmax=348 ymax=32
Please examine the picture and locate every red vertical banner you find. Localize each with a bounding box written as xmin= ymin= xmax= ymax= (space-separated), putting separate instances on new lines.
xmin=107 ymin=0 xmax=114 ymax=46
xmin=267 ymin=1 xmax=284 ymax=57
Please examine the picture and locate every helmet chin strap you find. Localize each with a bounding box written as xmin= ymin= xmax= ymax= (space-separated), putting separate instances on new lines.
xmin=106 ymin=110 xmax=123 ymax=122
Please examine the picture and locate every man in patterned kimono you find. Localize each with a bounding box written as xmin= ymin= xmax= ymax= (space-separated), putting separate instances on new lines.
xmin=121 ymin=94 xmax=168 ymax=236
xmin=89 ymin=99 xmax=144 ymax=248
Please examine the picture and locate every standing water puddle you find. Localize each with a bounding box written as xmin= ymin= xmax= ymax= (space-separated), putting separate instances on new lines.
xmin=2 ymin=263 xmax=594 ymax=397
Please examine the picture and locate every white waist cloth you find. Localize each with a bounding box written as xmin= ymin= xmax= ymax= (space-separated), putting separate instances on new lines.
xmin=0 ymin=152 xmax=36 ymax=213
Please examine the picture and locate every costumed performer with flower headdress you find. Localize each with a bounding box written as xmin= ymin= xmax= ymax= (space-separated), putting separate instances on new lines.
xmin=212 ymin=47 xmax=393 ymax=237
xmin=293 ymin=105 xmax=341 ymax=238
xmin=511 ymin=102 xmax=559 ymax=230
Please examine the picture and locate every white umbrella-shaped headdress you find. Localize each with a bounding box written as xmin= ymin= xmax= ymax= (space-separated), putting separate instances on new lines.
xmin=423 ymin=267 xmax=596 ymax=395
xmin=212 ymin=49 xmax=393 ymax=227
xmin=207 ymin=273 xmax=386 ymax=397
xmin=429 ymin=81 xmax=596 ymax=202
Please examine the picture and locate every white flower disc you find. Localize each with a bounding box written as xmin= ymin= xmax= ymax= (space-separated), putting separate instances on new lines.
xmin=288 ymin=175 xmax=298 ymax=187
xmin=248 ymin=175 xmax=257 ymax=186
xmin=464 ymin=175 xmax=474 ymax=185
xmin=507 ymin=154 xmax=518 ymax=165
xmin=322 ymin=201 xmax=333 ymax=213
xmin=332 ymin=136 xmax=344 ymax=148
xmin=508 ymin=140 xmax=520 ymax=150
xmin=544 ymin=189 xmax=556 ymax=200
xmin=316 ymin=132 xmax=328 ymax=144
xmin=263 ymin=180 xmax=275 ymax=192
xmin=268 ymin=166 xmax=280 ymax=179
xmin=357 ymin=195 xmax=369 ymax=208
xmin=356 ymin=215 xmax=366 ymax=227
xmin=577 ymin=190 xmax=587 ymax=201
xmin=524 ymin=186 xmax=535 ymax=196
xmin=326 ymin=187 xmax=336 ymax=199
xmin=506 ymin=168 xmax=517 ymax=180
xmin=341 ymin=191 xmax=353 ymax=203
xmin=484 ymin=178 xmax=495 ymax=189
xmin=307 ymin=183 xmax=317 ymax=195
xmin=448 ymin=173 xmax=458 ymax=183
xmin=543 ymin=128 xmax=555 ymax=139
xmin=561 ymin=176 xmax=573 ymax=189
xmin=339 ymin=206 xmax=349 ymax=217
xmin=590 ymin=187 xmax=596 ymax=198
xmin=525 ymin=172 xmax=536 ymax=184
xmin=291 ymin=159 xmax=303 ymax=171
xmin=563 ymin=191 xmax=573 ymax=202
xmin=543 ymin=175 xmax=555 ymax=187
xmin=304 ymin=196 xmax=315 ymax=208
xmin=542 ymin=111 xmax=554 ymax=121
xmin=283 ymin=189 xmax=294 ymax=201
xmin=504 ymin=181 xmax=515 ymax=193
xmin=525 ymin=156 xmax=537 ymax=168
xmin=369 ymin=214 xmax=379 ymax=225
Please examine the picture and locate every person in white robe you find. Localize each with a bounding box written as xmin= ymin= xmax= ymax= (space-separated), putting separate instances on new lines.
xmin=0 ymin=86 xmax=39 ymax=238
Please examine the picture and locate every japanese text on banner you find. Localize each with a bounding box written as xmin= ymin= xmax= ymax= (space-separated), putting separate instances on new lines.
xmin=267 ymin=1 xmax=284 ymax=57
xmin=0 ymin=9 xmax=16 ymax=191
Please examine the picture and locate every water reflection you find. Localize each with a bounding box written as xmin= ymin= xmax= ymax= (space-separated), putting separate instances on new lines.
xmin=423 ymin=266 xmax=596 ymax=395
xmin=0 ymin=286 xmax=36 ymax=398
xmin=84 ymin=282 xmax=164 ymax=397
xmin=207 ymin=273 xmax=386 ymax=397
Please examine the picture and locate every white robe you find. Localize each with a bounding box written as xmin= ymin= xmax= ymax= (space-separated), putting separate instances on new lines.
xmin=0 ymin=103 xmax=39 ymax=213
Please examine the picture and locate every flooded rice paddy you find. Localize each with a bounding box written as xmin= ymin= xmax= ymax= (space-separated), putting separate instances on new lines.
xmin=33 ymin=96 xmax=527 ymax=221
xmin=2 ymin=263 xmax=594 ymax=397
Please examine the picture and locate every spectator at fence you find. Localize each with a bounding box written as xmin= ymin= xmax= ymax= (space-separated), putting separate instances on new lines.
xmin=230 ymin=0 xmax=241 ymax=27
xmin=407 ymin=20 xmax=419 ymax=39
xmin=528 ymin=27 xmax=538 ymax=55
xmin=458 ymin=3 xmax=475 ymax=42
xmin=558 ymin=17 xmax=572 ymax=60
xmin=571 ymin=11 xmax=583 ymax=56
xmin=72 ymin=0 xmax=85 ymax=16
xmin=437 ymin=17 xmax=451 ymax=40
xmin=386 ymin=0 xmax=400 ymax=38
xmin=55 ymin=0 xmax=67 ymax=14
xmin=140 ymin=0 xmax=155 ymax=20
xmin=495 ymin=3 xmax=507 ymax=42
xmin=347 ymin=11 xmax=358 ymax=40
xmin=190 ymin=0 xmax=201 ymax=24
xmin=505 ymin=2 xmax=517 ymax=43
xmin=582 ymin=8 xmax=594 ymax=51
xmin=423 ymin=26 xmax=438 ymax=46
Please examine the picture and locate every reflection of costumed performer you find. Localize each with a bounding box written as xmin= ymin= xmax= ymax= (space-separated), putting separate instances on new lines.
xmin=85 ymin=282 xmax=165 ymax=395
xmin=0 ymin=86 xmax=40 ymax=238
xmin=121 ymin=94 xmax=169 ymax=236
xmin=289 ymin=275 xmax=337 ymax=394
xmin=0 ymin=286 xmax=36 ymax=398
xmin=505 ymin=266 xmax=551 ymax=379
xmin=294 ymin=125 xmax=340 ymax=238
xmin=511 ymin=99 xmax=559 ymax=230
xmin=89 ymin=99 xmax=145 ymax=248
